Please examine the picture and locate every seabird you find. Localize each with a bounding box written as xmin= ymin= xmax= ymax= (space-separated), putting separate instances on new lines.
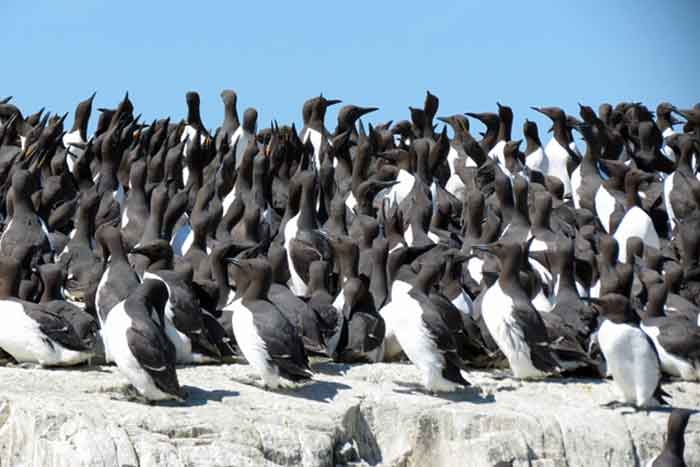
xmin=589 ymin=293 xmax=669 ymax=408
xmin=103 ymin=279 xmax=184 ymax=402
xmin=229 ymin=257 xmax=312 ymax=389
xmin=473 ymin=241 xmax=561 ymax=379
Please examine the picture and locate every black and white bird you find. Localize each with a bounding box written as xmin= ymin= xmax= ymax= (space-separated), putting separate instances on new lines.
xmin=640 ymin=283 xmax=700 ymax=381
xmin=0 ymin=170 xmax=53 ymax=263
xmin=0 ymin=256 xmax=94 ymax=366
xmin=62 ymin=92 xmax=95 ymax=172
xmin=229 ymin=257 xmax=312 ymax=389
xmin=589 ymin=293 xmax=670 ymax=408
xmin=381 ymin=259 xmax=470 ymax=391
xmin=103 ymin=279 xmax=183 ymax=402
xmin=95 ymin=226 xmax=141 ymax=326
xmin=132 ymin=240 xmax=223 ymax=364
xmin=473 ymin=241 xmax=562 ymax=379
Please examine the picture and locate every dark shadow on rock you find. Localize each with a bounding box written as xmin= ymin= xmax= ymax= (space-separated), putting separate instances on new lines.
xmin=175 ymin=385 xmax=239 ymax=406
xmin=392 ymin=381 xmax=495 ymax=403
xmin=310 ymin=361 xmax=354 ymax=376
xmin=538 ymin=376 xmax=607 ymax=386
xmin=228 ymin=375 xmax=352 ymax=403
xmin=277 ymin=379 xmax=353 ymax=403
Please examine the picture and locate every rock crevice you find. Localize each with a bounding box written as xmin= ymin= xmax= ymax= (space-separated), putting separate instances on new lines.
xmin=0 ymin=363 xmax=698 ymax=467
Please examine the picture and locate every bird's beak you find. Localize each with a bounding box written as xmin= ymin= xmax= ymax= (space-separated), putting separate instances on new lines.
xmin=471 ymin=244 xmax=493 ymax=254
xmin=225 ymin=257 xmax=243 ymax=266
xmin=450 ymin=252 xmax=473 ymax=265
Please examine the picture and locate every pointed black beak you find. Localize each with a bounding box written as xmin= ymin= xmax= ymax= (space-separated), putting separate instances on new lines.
xmin=449 ymin=252 xmax=473 ymax=265
xmin=669 ymin=115 xmax=683 ymax=126
xmin=130 ymin=244 xmax=146 ymax=255
xmin=4 ymin=113 xmax=18 ymax=127
xmin=374 ymin=149 xmax=403 ymax=162
xmin=370 ymin=179 xmax=401 ymax=190
xmin=358 ymin=106 xmax=378 ymax=116
xmin=640 ymin=172 xmax=656 ymax=183
xmin=325 ymin=99 xmax=342 ymax=107
xmin=471 ymin=244 xmax=493 ymax=254
xmin=509 ymin=139 xmax=523 ymax=149
xmin=314 ymin=229 xmax=331 ymax=240
xmin=225 ymin=257 xmax=243 ymax=266
xmin=672 ymin=107 xmax=690 ymax=119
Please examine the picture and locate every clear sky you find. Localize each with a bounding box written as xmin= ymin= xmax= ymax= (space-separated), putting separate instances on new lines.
xmin=2 ymin=1 xmax=699 ymax=139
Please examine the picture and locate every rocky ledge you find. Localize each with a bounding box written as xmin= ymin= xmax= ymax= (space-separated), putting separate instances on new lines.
xmin=0 ymin=362 xmax=698 ymax=467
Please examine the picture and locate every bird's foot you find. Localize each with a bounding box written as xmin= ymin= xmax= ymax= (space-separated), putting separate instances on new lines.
xmin=601 ymin=400 xmax=631 ymax=410
xmin=230 ymin=375 xmax=259 ymax=387
xmin=108 ymin=384 xmax=148 ymax=403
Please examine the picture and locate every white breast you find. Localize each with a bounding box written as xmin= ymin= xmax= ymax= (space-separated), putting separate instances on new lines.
xmin=663 ymin=173 xmax=677 ymax=232
xmin=377 ymin=301 xmax=403 ymax=361
xmin=525 ymin=147 xmax=547 ymax=174
xmin=95 ymin=266 xmax=111 ymax=325
xmin=597 ymin=320 xmax=661 ymax=407
xmin=104 ymin=303 xmax=175 ymax=400
xmin=594 ymin=185 xmax=617 ymax=233
xmin=180 ymin=125 xmax=207 ymax=185
xmin=230 ymin=127 xmax=254 ymax=170
xmin=373 ymin=169 xmax=415 ymax=208
xmin=63 ymin=131 xmax=86 ymax=172
xmin=0 ymin=300 xmax=89 ymax=366
xmin=345 ymin=192 xmax=357 ymax=211
xmin=451 ymin=289 xmax=473 ymax=318
xmin=543 ymin=138 xmax=572 ymax=195
xmin=481 ymin=282 xmax=546 ymax=379
xmin=403 ymin=225 xmax=438 ymax=247
xmin=302 ymin=128 xmax=323 ymax=171
xmin=231 ymin=300 xmax=279 ymax=387
xmin=527 ymin=232 xmax=549 ymax=253
xmin=445 ymin=173 xmax=466 ymax=200
xmin=641 ymin=323 xmax=698 ymax=381
xmin=383 ymin=294 xmax=460 ymax=391
xmin=142 ymin=272 xmax=193 ymax=364
xmin=446 ymin=146 xmax=459 ymax=175
xmin=466 ymin=257 xmax=484 ymax=285
xmin=661 ymin=127 xmax=677 ymax=162
xmin=570 ymin=165 xmax=582 ymax=209
xmin=613 ymin=206 xmax=660 ymax=263
xmin=121 ymin=206 xmax=130 ymax=228
xmin=488 ymin=140 xmax=506 ymax=167
xmin=283 ymin=213 xmax=308 ymax=297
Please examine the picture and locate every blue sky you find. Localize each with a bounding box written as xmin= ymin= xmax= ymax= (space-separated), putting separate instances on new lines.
xmin=2 ymin=1 xmax=699 ymax=139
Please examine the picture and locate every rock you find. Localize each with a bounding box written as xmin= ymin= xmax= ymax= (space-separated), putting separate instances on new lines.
xmin=0 ymin=361 xmax=698 ymax=467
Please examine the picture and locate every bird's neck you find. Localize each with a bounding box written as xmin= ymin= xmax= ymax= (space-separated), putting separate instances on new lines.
xmin=525 ymin=134 xmax=542 ymax=155
xmin=552 ymin=120 xmax=570 ymax=147
xmin=298 ymin=188 xmax=318 ymax=231
xmin=656 ymin=115 xmax=672 ymax=132
xmin=243 ymin=278 xmax=270 ymax=302
xmin=624 ymin=180 xmax=641 ymax=210
xmin=497 ymin=119 xmax=511 ymax=143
